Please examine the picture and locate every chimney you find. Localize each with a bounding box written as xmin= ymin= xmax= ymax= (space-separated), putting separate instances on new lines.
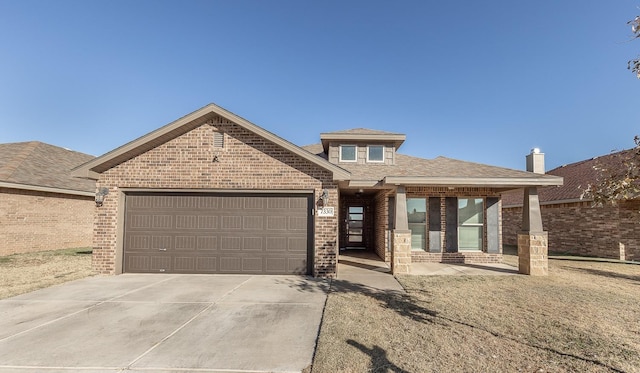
xmin=526 ymin=148 xmax=545 ymax=174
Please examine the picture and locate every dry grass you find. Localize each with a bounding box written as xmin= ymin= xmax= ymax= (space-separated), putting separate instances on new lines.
xmin=0 ymin=248 xmax=95 ymax=299
xmin=312 ymin=258 xmax=640 ymax=373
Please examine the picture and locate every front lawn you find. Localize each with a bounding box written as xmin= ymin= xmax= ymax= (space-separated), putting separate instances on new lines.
xmin=312 ymin=258 xmax=640 ymax=372
xmin=0 ymin=248 xmax=94 ymax=299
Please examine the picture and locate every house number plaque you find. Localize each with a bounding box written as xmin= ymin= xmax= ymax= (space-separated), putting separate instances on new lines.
xmin=317 ymin=207 xmax=335 ymax=217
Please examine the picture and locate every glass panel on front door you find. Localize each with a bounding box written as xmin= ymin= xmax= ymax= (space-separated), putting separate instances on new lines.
xmin=347 ymin=206 xmax=364 ymax=246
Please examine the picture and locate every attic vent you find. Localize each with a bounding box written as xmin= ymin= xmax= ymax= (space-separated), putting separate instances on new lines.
xmin=213 ymin=132 xmax=224 ymax=148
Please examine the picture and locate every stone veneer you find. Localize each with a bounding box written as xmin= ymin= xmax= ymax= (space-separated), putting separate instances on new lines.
xmin=93 ymin=115 xmax=339 ymax=277
xmin=518 ymin=232 xmax=548 ymax=275
xmin=391 ymin=230 xmax=411 ymax=274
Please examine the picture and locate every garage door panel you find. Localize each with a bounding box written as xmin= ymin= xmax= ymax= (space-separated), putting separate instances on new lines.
xmin=287 ymin=258 xmax=307 ymax=274
xmin=152 ymin=236 xmax=172 ymax=250
xmin=128 ymin=235 xmax=150 ymax=250
xmin=266 ymin=237 xmax=287 ymax=252
xmin=220 ymin=236 xmax=242 ymax=251
xmin=289 ymin=216 xmax=307 ymax=231
xmin=243 ymin=216 xmax=264 ymax=230
xmin=288 ymin=237 xmax=307 ymax=252
xmin=243 ymin=237 xmax=263 ymax=251
xmin=221 ymin=216 xmax=242 ymax=230
xmin=196 ymin=257 xmax=217 ymax=272
xmin=124 ymin=193 xmax=311 ymax=275
xmin=242 ymin=257 xmax=263 ymax=272
xmin=175 ymin=236 xmax=197 ymax=250
xmin=267 ymin=216 xmax=287 ymax=231
xmin=244 ymin=197 xmax=265 ymax=209
xmin=197 ymin=236 xmax=218 ymax=250
xmin=197 ymin=216 xmax=218 ymax=229
xmin=151 ymin=256 xmax=171 ymax=272
xmin=174 ymin=257 xmax=196 ymax=271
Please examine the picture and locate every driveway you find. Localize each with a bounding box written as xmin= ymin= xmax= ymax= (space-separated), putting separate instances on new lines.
xmin=0 ymin=274 xmax=329 ymax=373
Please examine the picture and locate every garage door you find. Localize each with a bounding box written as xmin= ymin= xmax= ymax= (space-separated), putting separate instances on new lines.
xmin=123 ymin=193 xmax=312 ymax=274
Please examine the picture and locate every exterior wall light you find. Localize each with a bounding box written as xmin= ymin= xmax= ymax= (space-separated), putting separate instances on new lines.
xmin=318 ymin=189 xmax=329 ymax=208
xmin=95 ymin=187 xmax=109 ymax=207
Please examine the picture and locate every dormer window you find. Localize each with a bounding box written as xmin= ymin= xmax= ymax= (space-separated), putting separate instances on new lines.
xmin=367 ymin=145 xmax=384 ymax=163
xmin=339 ymin=145 xmax=357 ymax=162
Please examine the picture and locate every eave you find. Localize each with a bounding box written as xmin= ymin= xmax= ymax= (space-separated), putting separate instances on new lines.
xmin=0 ymin=181 xmax=94 ymax=197
xmin=383 ymin=175 xmax=564 ymax=188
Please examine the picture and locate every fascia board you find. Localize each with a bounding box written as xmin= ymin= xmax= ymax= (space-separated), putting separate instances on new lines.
xmin=383 ymin=176 xmax=564 ymax=188
xmin=0 ymin=181 xmax=94 ymax=197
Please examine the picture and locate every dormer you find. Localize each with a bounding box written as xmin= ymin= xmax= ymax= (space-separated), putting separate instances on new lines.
xmin=320 ymin=128 xmax=406 ymax=166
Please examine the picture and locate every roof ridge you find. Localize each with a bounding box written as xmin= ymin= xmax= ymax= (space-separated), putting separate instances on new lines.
xmin=0 ymin=141 xmax=40 ymax=181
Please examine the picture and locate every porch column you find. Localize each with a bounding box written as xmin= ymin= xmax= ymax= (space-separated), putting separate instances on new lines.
xmin=518 ymin=149 xmax=548 ymax=276
xmin=391 ymin=186 xmax=411 ymax=275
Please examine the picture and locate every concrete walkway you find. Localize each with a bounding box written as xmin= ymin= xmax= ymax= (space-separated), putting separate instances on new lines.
xmin=336 ymin=250 xmax=405 ymax=292
xmin=337 ymin=250 xmax=518 ymax=282
xmin=0 ymin=274 xmax=328 ymax=373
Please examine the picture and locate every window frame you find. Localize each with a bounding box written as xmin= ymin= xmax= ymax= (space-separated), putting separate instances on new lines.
xmin=339 ymin=144 xmax=358 ymax=162
xmin=366 ymin=145 xmax=385 ymax=163
xmin=407 ymin=197 xmax=427 ymax=251
xmin=457 ymin=197 xmax=484 ymax=251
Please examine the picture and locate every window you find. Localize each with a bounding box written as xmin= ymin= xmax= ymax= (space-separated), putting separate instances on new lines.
xmin=458 ymin=198 xmax=484 ymax=251
xmin=367 ymin=145 xmax=384 ymax=162
xmin=407 ymin=198 xmax=426 ymax=251
xmin=340 ymin=145 xmax=357 ymax=162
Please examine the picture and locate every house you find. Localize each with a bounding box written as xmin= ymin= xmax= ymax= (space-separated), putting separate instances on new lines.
xmin=72 ymin=103 xmax=562 ymax=277
xmin=0 ymin=141 xmax=95 ymax=256
xmin=502 ymin=149 xmax=639 ymax=261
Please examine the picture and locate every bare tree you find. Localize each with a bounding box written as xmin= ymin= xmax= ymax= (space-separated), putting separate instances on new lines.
xmin=582 ymin=136 xmax=640 ymax=207
xmin=629 ymin=16 xmax=640 ymax=78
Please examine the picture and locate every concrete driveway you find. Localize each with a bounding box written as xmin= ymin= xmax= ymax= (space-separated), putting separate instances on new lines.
xmin=0 ymin=274 xmax=329 ymax=373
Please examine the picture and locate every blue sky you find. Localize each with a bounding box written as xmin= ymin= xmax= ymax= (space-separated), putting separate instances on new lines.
xmin=0 ymin=0 xmax=638 ymax=171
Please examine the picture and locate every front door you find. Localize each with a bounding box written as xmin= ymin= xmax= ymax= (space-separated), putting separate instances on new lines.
xmin=346 ymin=206 xmax=364 ymax=247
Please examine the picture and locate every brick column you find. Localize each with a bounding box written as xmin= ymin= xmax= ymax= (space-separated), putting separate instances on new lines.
xmin=518 ymin=231 xmax=548 ymax=276
xmin=391 ymin=230 xmax=411 ymax=275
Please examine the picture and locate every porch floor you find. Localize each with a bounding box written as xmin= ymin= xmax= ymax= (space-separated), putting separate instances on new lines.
xmin=338 ymin=250 xmax=519 ymax=276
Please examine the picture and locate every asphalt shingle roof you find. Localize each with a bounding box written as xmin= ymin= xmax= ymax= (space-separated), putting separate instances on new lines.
xmin=302 ymin=143 xmax=546 ymax=181
xmin=0 ymin=141 xmax=95 ymax=193
xmin=502 ymin=148 xmax=638 ymax=206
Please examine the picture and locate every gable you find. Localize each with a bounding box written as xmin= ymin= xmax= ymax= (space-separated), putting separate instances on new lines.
xmin=72 ymin=103 xmax=350 ymax=181
xmin=101 ymin=119 xmax=336 ymax=188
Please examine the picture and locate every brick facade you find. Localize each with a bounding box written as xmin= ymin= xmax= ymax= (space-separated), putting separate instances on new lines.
xmin=503 ymin=200 xmax=639 ymax=261
xmin=0 ymin=188 xmax=93 ymax=256
xmin=367 ymin=186 xmax=504 ymax=264
xmin=373 ymin=189 xmax=392 ymax=262
xmin=92 ymin=116 xmax=339 ymax=276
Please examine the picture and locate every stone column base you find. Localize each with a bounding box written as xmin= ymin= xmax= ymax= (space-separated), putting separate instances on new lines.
xmin=518 ymin=231 xmax=548 ymax=276
xmin=391 ymin=230 xmax=412 ymax=275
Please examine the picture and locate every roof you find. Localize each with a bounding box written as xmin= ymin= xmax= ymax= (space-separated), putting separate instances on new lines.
xmin=0 ymin=141 xmax=95 ymax=195
xmin=72 ymin=103 xmax=351 ymax=181
xmin=320 ymin=128 xmax=406 ymax=152
xmin=303 ymin=144 xmax=562 ymax=189
xmin=502 ymin=148 xmax=637 ymax=206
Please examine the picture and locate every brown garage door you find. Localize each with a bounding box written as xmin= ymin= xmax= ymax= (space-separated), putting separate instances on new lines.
xmin=123 ymin=193 xmax=312 ymax=274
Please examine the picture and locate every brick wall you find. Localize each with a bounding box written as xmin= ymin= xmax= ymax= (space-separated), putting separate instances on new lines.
xmin=503 ymin=200 xmax=639 ymax=261
xmin=0 ymin=188 xmax=93 ymax=256
xmin=373 ymin=189 xmax=391 ymax=262
xmin=93 ymin=115 xmax=339 ymax=276
xmin=406 ymin=186 xmax=503 ymax=264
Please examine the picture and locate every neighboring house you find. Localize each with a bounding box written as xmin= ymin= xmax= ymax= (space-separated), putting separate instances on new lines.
xmin=72 ymin=103 xmax=562 ymax=277
xmin=502 ymin=149 xmax=639 ymax=261
xmin=0 ymin=141 xmax=95 ymax=256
